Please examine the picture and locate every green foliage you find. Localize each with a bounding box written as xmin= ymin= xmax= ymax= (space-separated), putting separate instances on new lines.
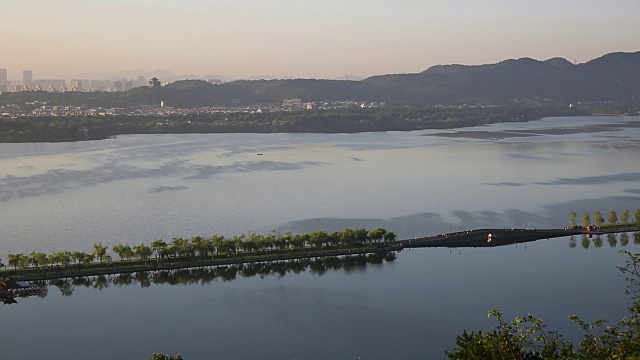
xmin=594 ymin=211 xmax=605 ymax=226
xmin=445 ymin=310 xmax=574 ymax=360
xmin=29 ymin=252 xmax=48 ymax=267
xmin=93 ymin=243 xmax=108 ymax=263
xmin=150 ymin=239 xmax=168 ymax=259
xmin=383 ymin=231 xmax=397 ymax=242
xmin=569 ymin=212 xmax=577 ymax=227
xmin=81 ymin=253 xmax=95 ymax=265
xmin=609 ymin=211 xmax=619 ymax=225
xmin=133 ymin=244 xmax=153 ymax=262
xmin=581 ymin=213 xmax=591 ymax=228
xmin=8 ymin=253 xmax=25 ymax=269
xmin=621 ymin=210 xmax=630 ymax=225
xmin=1 ymin=227 xmax=399 ymax=276
xmin=446 ymin=250 xmax=640 ymax=359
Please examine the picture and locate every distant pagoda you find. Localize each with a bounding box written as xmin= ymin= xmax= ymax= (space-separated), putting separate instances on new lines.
xmin=148 ymin=77 xmax=161 ymax=88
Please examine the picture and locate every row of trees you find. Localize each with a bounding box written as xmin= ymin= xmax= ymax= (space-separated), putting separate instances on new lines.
xmin=5 ymin=251 xmax=96 ymax=270
xmin=569 ymin=209 xmax=640 ymax=228
xmin=1 ymin=227 xmax=397 ymax=271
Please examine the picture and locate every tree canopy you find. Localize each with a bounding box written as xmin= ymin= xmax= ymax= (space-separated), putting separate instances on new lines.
xmin=446 ymin=250 xmax=640 ymax=359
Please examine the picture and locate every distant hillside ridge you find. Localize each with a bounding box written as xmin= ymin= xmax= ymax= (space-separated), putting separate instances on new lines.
xmin=363 ymin=51 xmax=640 ymax=103
xmin=1 ymin=51 xmax=639 ymax=107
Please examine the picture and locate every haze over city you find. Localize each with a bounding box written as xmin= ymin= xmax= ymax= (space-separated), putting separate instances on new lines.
xmin=2 ymin=0 xmax=639 ymax=81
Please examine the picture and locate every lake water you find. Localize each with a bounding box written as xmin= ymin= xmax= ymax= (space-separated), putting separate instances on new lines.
xmin=2 ymin=116 xmax=640 ymax=359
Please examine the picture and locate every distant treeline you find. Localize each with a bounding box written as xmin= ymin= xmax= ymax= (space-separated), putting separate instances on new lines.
xmin=570 ymin=209 xmax=640 ymax=228
xmin=1 ymin=227 xmax=397 ymax=271
xmin=0 ymin=104 xmax=588 ymax=142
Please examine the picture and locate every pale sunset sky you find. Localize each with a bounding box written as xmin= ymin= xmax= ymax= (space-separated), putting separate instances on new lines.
xmin=1 ymin=0 xmax=639 ymax=80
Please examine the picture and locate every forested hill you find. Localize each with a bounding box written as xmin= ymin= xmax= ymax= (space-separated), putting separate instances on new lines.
xmin=1 ymin=51 xmax=639 ymax=107
xmin=363 ymin=51 xmax=640 ymax=103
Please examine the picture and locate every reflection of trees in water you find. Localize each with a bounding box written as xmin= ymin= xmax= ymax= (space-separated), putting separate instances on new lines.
xmin=30 ymin=253 xmax=397 ymax=299
xmin=620 ymin=233 xmax=629 ymax=246
xmin=581 ymin=235 xmax=590 ymax=249
xmin=593 ymin=236 xmax=603 ymax=248
xmin=571 ymin=233 xmax=640 ymax=250
xmin=71 ymin=276 xmax=92 ymax=288
xmin=50 ymin=278 xmax=73 ymax=297
xmin=135 ymin=271 xmax=151 ymax=288
xmin=93 ymin=275 xmax=109 ymax=290
xmin=608 ymin=234 xmax=617 ymax=248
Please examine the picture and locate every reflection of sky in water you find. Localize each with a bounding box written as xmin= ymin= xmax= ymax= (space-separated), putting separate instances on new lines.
xmin=0 ymin=116 xmax=639 ymax=257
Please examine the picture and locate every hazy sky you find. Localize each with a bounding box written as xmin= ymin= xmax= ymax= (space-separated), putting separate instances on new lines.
xmin=2 ymin=0 xmax=639 ymax=80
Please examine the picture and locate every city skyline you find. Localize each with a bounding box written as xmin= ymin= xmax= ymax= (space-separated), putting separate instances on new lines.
xmin=0 ymin=68 xmax=149 ymax=92
xmin=1 ymin=0 xmax=639 ymax=80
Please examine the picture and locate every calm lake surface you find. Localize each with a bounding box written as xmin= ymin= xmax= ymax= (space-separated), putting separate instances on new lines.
xmin=2 ymin=116 xmax=640 ymax=359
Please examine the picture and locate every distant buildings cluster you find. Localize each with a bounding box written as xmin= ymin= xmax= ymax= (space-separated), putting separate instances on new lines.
xmin=0 ymin=68 xmax=149 ymax=93
xmin=0 ymin=99 xmax=388 ymax=120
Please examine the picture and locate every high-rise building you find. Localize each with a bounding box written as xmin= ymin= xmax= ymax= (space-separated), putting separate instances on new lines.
xmin=8 ymin=81 xmax=22 ymax=92
xmin=23 ymin=70 xmax=33 ymax=87
xmin=0 ymin=69 xmax=7 ymax=92
xmin=124 ymin=80 xmax=134 ymax=91
xmin=78 ymin=79 xmax=90 ymax=90
xmin=70 ymin=79 xmax=80 ymax=91
xmin=70 ymin=79 xmax=84 ymax=91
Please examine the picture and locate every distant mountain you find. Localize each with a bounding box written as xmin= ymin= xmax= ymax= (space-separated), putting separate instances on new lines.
xmin=544 ymin=57 xmax=574 ymax=68
xmin=362 ymin=51 xmax=640 ymax=103
xmin=2 ymin=51 xmax=639 ymax=107
xmin=159 ymin=78 xmax=389 ymax=106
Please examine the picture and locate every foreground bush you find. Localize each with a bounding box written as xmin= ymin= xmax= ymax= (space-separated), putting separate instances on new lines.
xmin=446 ymin=250 xmax=640 ymax=359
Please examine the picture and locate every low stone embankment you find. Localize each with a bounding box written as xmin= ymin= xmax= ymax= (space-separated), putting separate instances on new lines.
xmin=397 ymin=227 xmax=639 ymax=249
